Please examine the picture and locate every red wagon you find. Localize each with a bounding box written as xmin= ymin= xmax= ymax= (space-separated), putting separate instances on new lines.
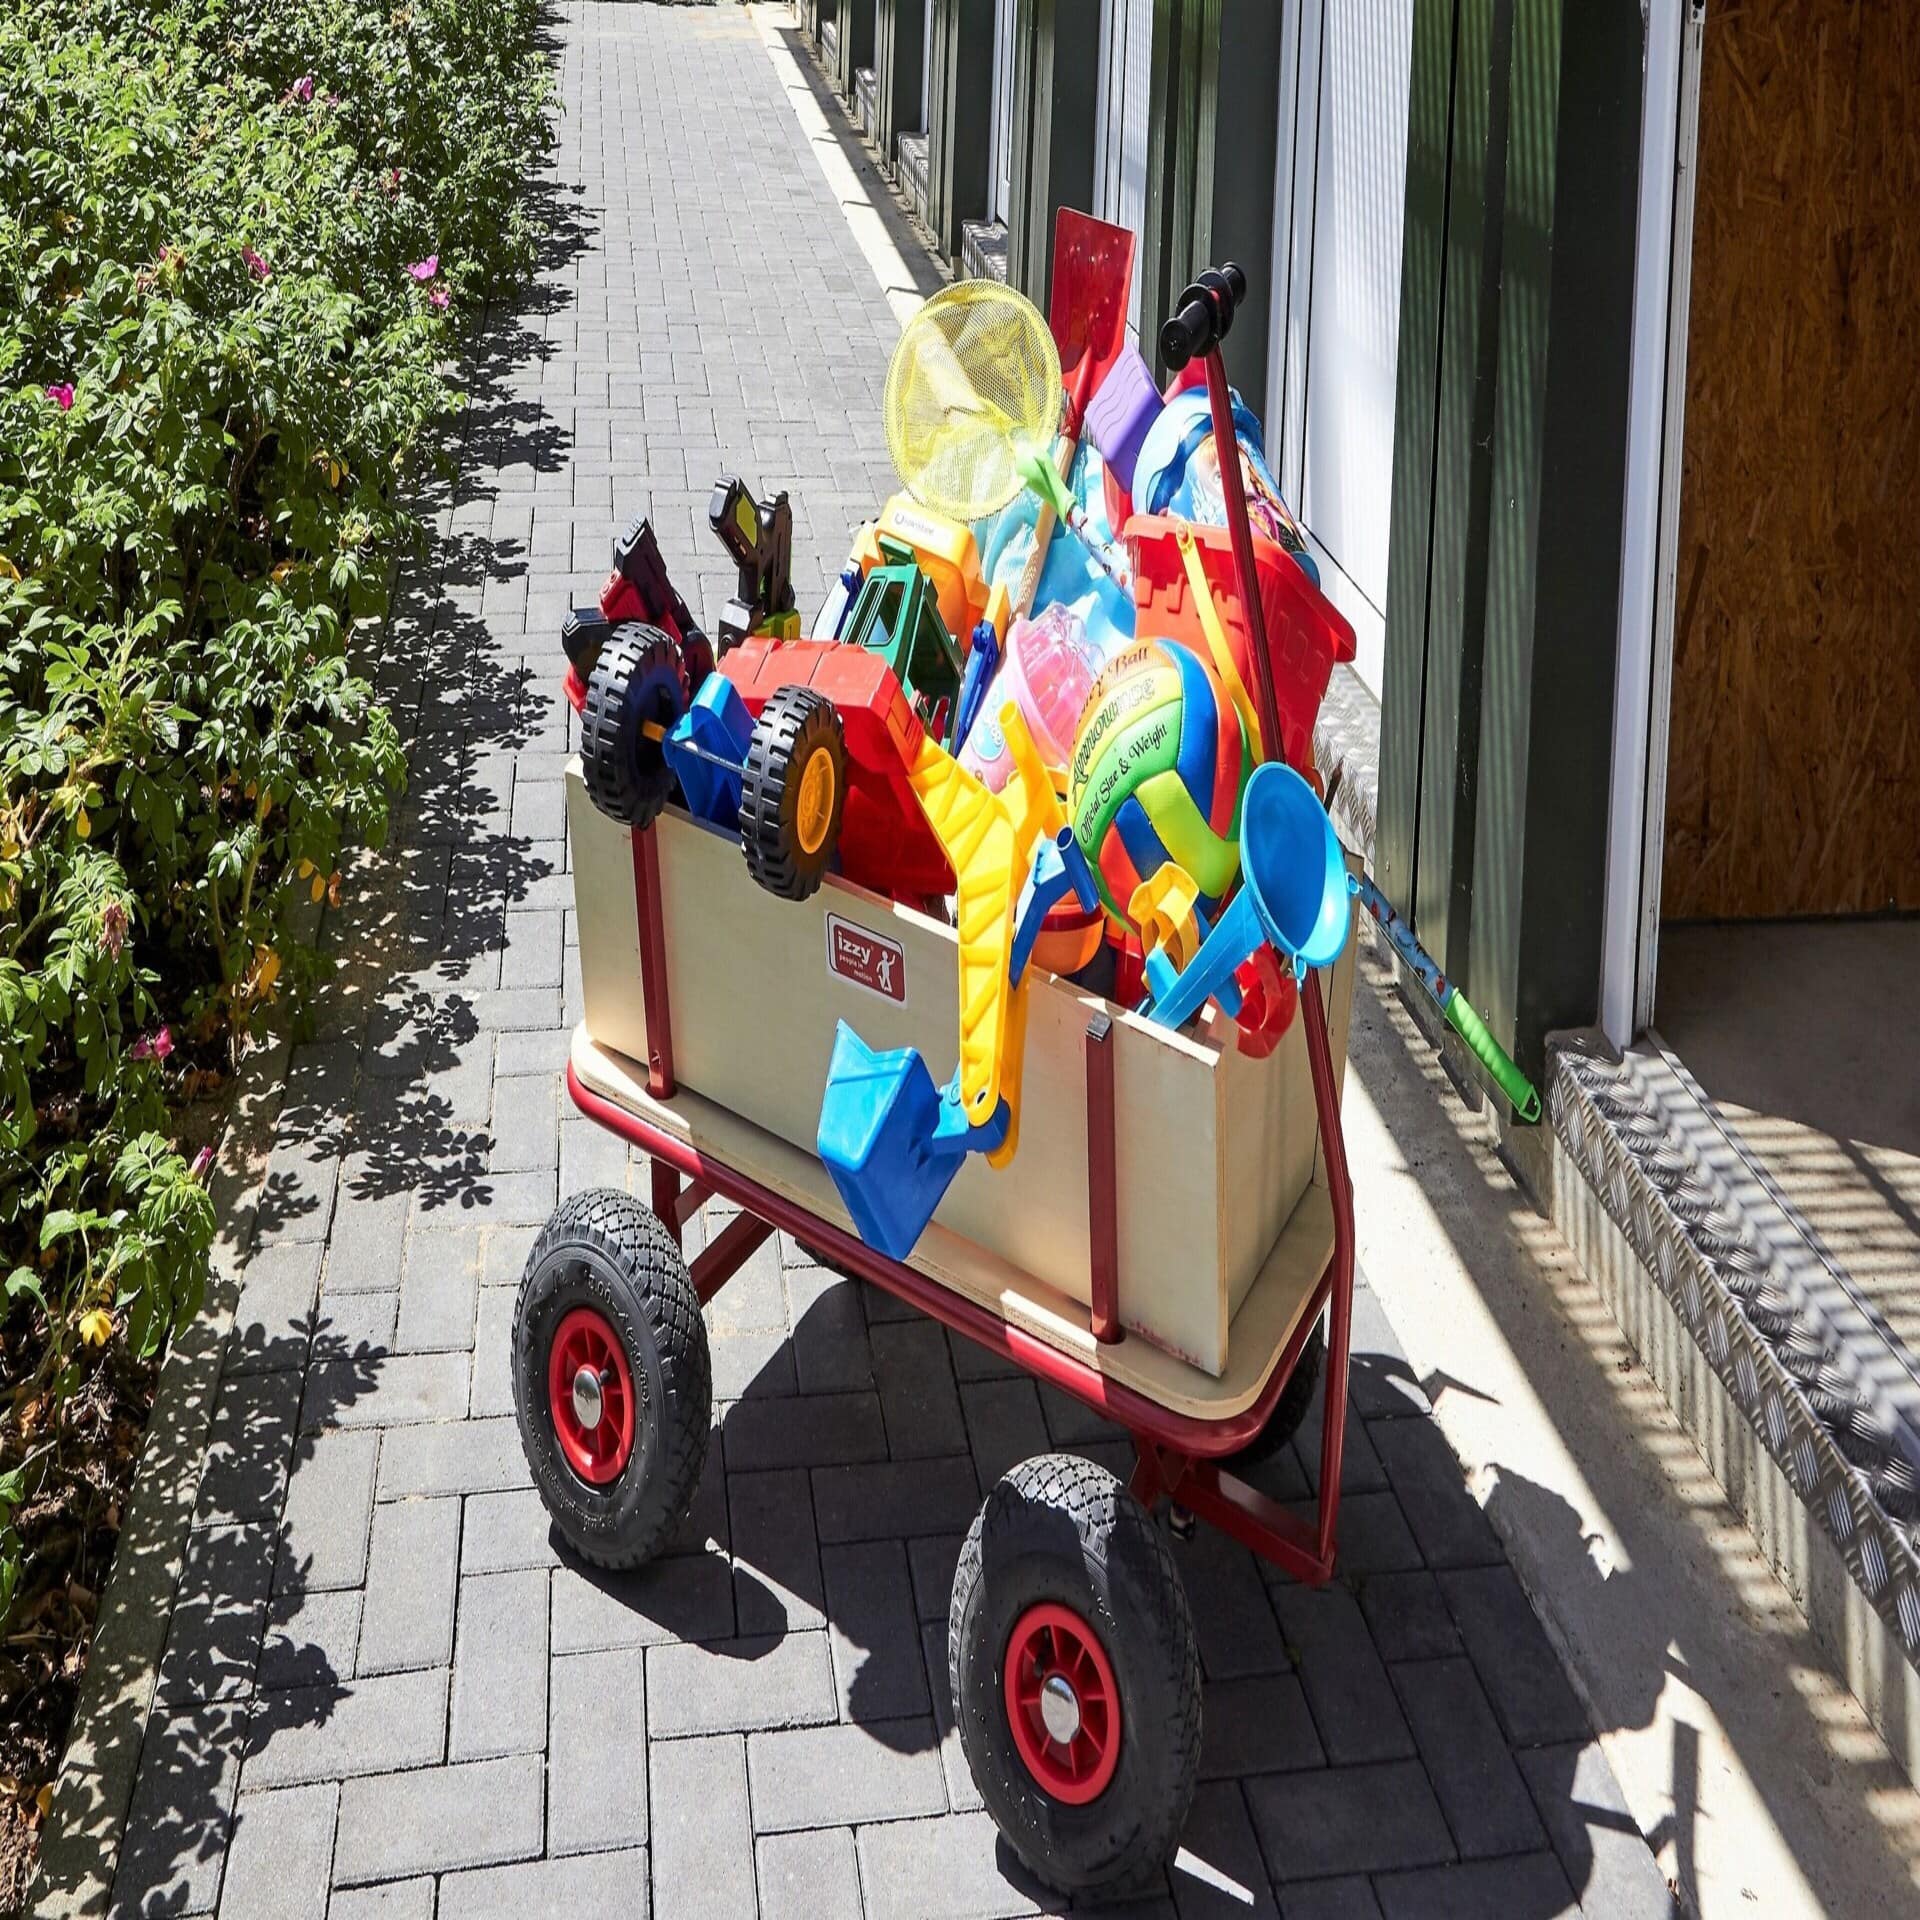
xmin=512 ymin=272 xmax=1360 ymax=1896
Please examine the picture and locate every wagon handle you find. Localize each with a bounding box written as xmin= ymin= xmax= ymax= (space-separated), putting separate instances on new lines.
xmin=1181 ymin=263 xmax=1284 ymax=770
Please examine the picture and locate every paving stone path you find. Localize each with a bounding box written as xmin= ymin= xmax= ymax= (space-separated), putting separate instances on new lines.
xmin=107 ymin=6 xmax=1676 ymax=1916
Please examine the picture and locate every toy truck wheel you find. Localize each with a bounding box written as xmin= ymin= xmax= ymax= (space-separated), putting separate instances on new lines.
xmin=739 ymin=685 xmax=847 ymax=900
xmin=949 ymin=1454 xmax=1200 ymax=1895
xmin=580 ymin=622 xmax=689 ymax=827
xmin=512 ymin=1189 xmax=712 ymax=1569
xmin=1224 ymin=1320 xmax=1325 ymax=1467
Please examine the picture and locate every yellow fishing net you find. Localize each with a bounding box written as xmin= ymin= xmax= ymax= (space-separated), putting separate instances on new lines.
xmin=884 ymin=281 xmax=1062 ymax=521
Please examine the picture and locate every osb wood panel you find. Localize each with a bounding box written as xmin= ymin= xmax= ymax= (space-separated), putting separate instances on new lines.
xmin=1665 ymin=0 xmax=1920 ymax=917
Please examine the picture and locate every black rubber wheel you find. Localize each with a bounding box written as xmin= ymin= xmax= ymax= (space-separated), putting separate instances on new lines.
xmin=1223 ymin=1320 xmax=1325 ymax=1468
xmin=579 ymin=622 xmax=688 ymax=827
xmin=949 ymin=1453 xmax=1200 ymax=1895
xmin=739 ymin=684 xmax=846 ymax=900
xmin=512 ymin=1189 xmax=712 ymax=1569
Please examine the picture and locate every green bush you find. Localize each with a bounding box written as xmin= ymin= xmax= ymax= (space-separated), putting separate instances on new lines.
xmin=0 ymin=0 xmax=551 ymax=1617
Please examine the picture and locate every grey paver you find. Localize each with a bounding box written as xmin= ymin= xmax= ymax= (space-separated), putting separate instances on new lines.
xmin=957 ymin=1378 xmax=1050 ymax=1489
xmin=1270 ymin=1585 xmax=1415 ymax=1766
xmin=1371 ymin=1853 xmax=1578 ymax=1918
xmin=922 ymin=1619 xmax=983 ymax=1815
xmin=1269 ymin=1878 xmax=1382 ymax=1920
xmin=1356 ymin=1570 xmax=1462 ymax=1663
xmin=1178 ymin=1528 xmax=1287 ymax=1680
xmin=758 ymin=1827 xmax=862 ymax=1920
xmin=707 ymin=1320 xmax=796 ymax=1402
xmin=357 ymin=1497 xmax=460 ymax=1674
xmin=1517 ymin=1740 xmax=1675 ymax=1918
xmin=468 ymin=1284 xmax=517 ymax=1418
xmin=855 ymin=1812 xmax=1054 ymax=1920
xmin=461 ymin=1487 xmax=559 ymax=1574
xmin=157 ymin=1522 xmax=275 ymax=1706
xmin=377 ymin=1416 xmax=530 ymax=1498
xmin=822 ymin=1539 xmax=931 ymax=1722
xmin=196 ymin=1369 xmax=302 ymax=1528
xmin=1198 ymin=1673 xmax=1323 ymax=1780
xmin=313 ymin=1290 xmax=399 ymax=1357
xmin=1437 ymin=1566 xmax=1594 ymax=1749
xmin=489 ymin=1073 xmax=559 ymax=1173
xmin=303 ymin=1350 xmax=470 ymax=1430
xmin=1392 ymin=1656 xmax=1545 ymax=1858
xmin=111 ymin=1704 xmax=248 ymax=1918
xmin=550 ymin=1551 xmax=734 ymax=1652
xmin=748 ymin=1718 xmax=946 ymax=1831
xmin=1368 ymin=1418 xmax=1503 ymax=1569
xmin=1172 ymin=1782 xmax=1276 ymax=1919
xmin=261 ymin=1586 xmax=361 ymax=1691
xmin=548 ymin=1647 xmax=648 ymax=1856
xmin=242 ymin=1667 xmax=447 ymax=1789
xmin=218 ymin=1782 xmax=336 ymax=1920
xmin=227 ymin=1242 xmax=322 ymax=1376
xmin=646 ymin=1629 xmax=836 ymax=1738
xmin=327 ymin=1880 xmax=436 ymax=1920
xmin=812 ymin=1457 xmax=981 ymax=1542
xmin=439 ymin=1848 xmax=648 ymax=1920
xmin=729 ymin=1466 xmax=826 ymax=1638
xmin=723 ymin=1389 xmax=887 ymax=1470
xmin=787 ymin=1262 xmax=873 ymax=1393
xmin=650 ymin=1734 xmax=755 ymax=1917
xmin=333 ymin=1753 xmax=545 ymax=1885
xmin=277 ymin=1428 xmax=379 ymax=1591
xmin=1245 ymin=1761 xmax=1454 ymax=1882
xmin=396 ymin=1227 xmax=481 ymax=1351
xmin=869 ymin=1319 xmax=969 ymax=1458
xmin=449 ymin=1567 xmax=549 ymax=1759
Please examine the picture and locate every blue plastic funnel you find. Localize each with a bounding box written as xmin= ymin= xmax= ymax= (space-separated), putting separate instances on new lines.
xmin=1145 ymin=762 xmax=1349 ymax=1032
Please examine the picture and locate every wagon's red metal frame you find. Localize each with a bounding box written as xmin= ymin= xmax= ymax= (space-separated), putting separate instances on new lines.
xmin=569 ymin=339 xmax=1356 ymax=1585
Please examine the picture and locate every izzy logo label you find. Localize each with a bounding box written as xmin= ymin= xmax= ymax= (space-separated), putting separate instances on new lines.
xmin=826 ymin=914 xmax=905 ymax=1003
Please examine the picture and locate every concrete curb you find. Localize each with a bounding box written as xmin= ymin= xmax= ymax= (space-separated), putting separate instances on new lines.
xmin=28 ymin=1006 xmax=298 ymax=1919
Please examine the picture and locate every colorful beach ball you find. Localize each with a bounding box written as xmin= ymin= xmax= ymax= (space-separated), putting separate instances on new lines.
xmin=1067 ymin=637 xmax=1251 ymax=931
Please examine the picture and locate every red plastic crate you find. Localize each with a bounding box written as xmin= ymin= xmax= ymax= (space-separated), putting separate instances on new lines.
xmin=1124 ymin=514 xmax=1355 ymax=776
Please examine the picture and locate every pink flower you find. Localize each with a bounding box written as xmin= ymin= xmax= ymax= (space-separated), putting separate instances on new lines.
xmin=384 ymin=168 xmax=402 ymax=196
xmin=242 ymin=247 xmax=271 ymax=281
xmin=100 ymin=900 xmax=129 ymax=958
xmin=190 ymin=1145 xmax=216 ymax=1182
xmin=429 ymin=287 xmax=449 ymax=311
xmin=288 ymin=75 xmax=315 ymax=103
xmin=46 ymin=383 xmax=74 ymax=411
xmin=130 ymin=1026 xmax=174 ymax=1062
xmin=405 ymin=254 xmax=438 ymax=282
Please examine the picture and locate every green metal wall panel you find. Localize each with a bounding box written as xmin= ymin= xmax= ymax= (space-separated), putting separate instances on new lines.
xmin=1006 ymin=0 xmax=1101 ymax=315
xmin=1377 ymin=0 xmax=1463 ymax=917
xmin=927 ymin=0 xmax=996 ymax=257
xmin=1466 ymin=0 xmax=1641 ymax=1073
xmin=1134 ymin=0 xmax=1278 ymax=416
xmin=835 ymin=0 xmax=876 ymax=97
xmin=873 ymin=0 xmax=929 ymax=158
xmin=1379 ymin=0 xmax=1642 ymax=1090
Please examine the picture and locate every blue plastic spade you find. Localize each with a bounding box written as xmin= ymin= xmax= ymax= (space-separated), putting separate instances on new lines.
xmin=817 ymin=1025 xmax=1009 ymax=1259
xmin=1145 ymin=761 xmax=1350 ymax=1033
xmin=818 ymin=832 xmax=1091 ymax=1259
xmin=664 ymin=673 xmax=753 ymax=828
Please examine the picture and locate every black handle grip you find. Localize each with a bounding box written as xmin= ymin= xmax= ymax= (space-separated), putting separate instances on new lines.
xmin=1158 ymin=261 xmax=1251 ymax=370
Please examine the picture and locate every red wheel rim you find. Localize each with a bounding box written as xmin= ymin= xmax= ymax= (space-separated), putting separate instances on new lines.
xmin=1002 ymin=1602 xmax=1122 ymax=1804
xmin=547 ymin=1306 xmax=636 ymax=1486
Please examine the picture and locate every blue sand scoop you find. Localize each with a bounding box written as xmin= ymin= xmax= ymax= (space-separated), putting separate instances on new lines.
xmin=1145 ymin=761 xmax=1349 ymax=1033
xmin=817 ymin=830 xmax=1098 ymax=1260
xmin=664 ymin=673 xmax=753 ymax=828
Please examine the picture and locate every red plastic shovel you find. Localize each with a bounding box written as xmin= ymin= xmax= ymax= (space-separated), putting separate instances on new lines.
xmin=1013 ymin=210 xmax=1136 ymax=615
